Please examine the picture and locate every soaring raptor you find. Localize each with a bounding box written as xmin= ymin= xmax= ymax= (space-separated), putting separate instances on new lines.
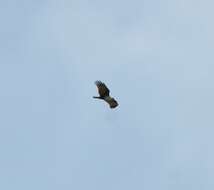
xmin=93 ymin=81 xmax=118 ymax=109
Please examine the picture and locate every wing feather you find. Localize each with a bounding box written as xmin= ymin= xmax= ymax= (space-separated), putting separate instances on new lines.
xmin=95 ymin=81 xmax=110 ymax=97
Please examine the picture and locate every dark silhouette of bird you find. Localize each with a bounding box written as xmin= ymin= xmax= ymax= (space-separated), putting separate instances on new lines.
xmin=93 ymin=80 xmax=118 ymax=109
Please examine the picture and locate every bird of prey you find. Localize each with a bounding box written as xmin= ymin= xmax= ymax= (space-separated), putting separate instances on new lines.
xmin=93 ymin=80 xmax=118 ymax=109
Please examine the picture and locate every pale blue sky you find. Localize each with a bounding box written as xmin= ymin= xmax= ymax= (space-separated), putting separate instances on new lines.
xmin=0 ymin=0 xmax=214 ymax=189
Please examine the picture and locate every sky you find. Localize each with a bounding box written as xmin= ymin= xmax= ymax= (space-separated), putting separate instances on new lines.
xmin=0 ymin=0 xmax=214 ymax=189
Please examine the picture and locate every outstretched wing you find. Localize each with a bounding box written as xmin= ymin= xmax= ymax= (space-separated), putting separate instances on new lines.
xmin=95 ymin=81 xmax=110 ymax=97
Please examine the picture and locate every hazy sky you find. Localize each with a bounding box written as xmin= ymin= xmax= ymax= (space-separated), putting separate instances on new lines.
xmin=1 ymin=0 xmax=214 ymax=189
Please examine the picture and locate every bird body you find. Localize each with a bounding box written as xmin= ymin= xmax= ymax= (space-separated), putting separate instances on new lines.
xmin=93 ymin=81 xmax=118 ymax=109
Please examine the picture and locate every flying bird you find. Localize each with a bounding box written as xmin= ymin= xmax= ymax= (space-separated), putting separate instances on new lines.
xmin=93 ymin=80 xmax=118 ymax=109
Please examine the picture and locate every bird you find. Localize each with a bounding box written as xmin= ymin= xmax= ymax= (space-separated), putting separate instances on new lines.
xmin=93 ymin=80 xmax=118 ymax=109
